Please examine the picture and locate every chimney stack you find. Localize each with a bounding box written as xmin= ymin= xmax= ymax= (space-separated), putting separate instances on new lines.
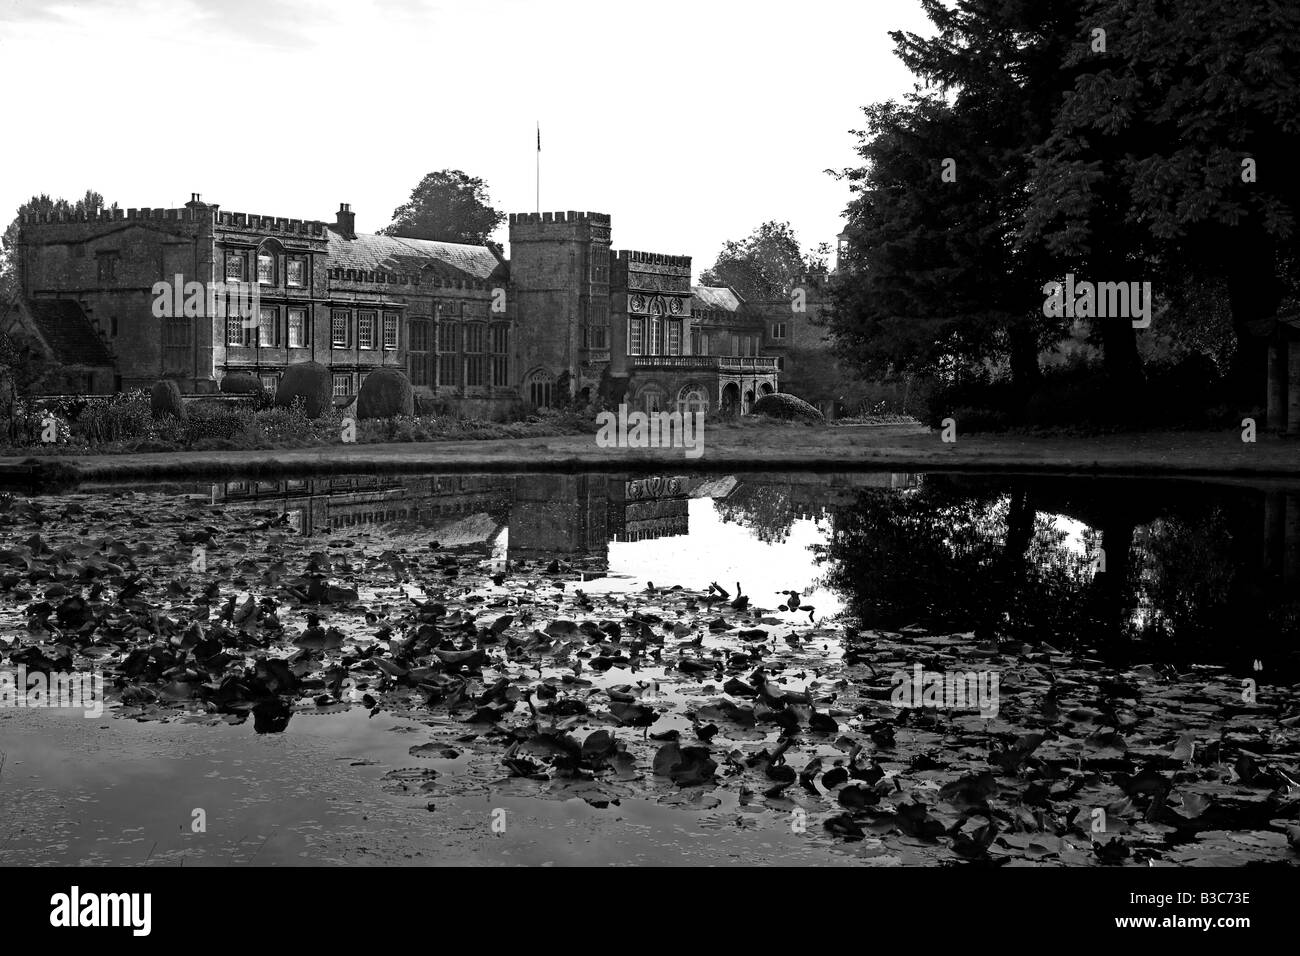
xmin=335 ymin=202 xmax=356 ymax=240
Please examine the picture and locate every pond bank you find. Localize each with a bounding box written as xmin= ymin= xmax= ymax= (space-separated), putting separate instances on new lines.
xmin=4 ymin=423 xmax=1300 ymax=487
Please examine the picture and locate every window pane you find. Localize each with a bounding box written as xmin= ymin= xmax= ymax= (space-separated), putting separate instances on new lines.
xmin=628 ymin=319 xmax=642 ymax=355
xmin=257 ymin=253 xmax=274 ymax=285
xmin=288 ymin=309 xmax=306 ymax=348
xmin=332 ymin=373 xmax=351 ymax=396
xmin=259 ymin=307 xmax=277 ymax=347
xmin=225 ymin=252 xmax=244 ymax=281
xmin=383 ymin=313 xmax=398 ymax=349
xmin=286 ymin=258 xmax=305 ymax=287
xmin=331 ymin=310 xmax=350 ymax=347
xmin=358 ymin=311 xmax=376 ymax=349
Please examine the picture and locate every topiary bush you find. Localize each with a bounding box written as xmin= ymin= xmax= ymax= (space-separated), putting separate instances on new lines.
xmin=275 ymin=361 xmax=331 ymax=419
xmin=356 ymin=368 xmax=414 ymax=419
xmin=150 ymin=380 xmax=187 ymax=421
xmin=752 ymin=392 xmax=824 ymax=424
xmin=220 ymin=372 xmax=261 ymax=395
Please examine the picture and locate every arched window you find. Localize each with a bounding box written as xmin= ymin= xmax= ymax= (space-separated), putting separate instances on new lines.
xmin=525 ymin=368 xmax=555 ymax=408
xmin=677 ymin=384 xmax=710 ymax=415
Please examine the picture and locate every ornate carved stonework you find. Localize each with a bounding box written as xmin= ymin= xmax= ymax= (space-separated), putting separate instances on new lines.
xmin=625 ymin=476 xmax=685 ymax=499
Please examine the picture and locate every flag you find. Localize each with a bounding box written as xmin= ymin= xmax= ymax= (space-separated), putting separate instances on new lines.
xmin=537 ymin=123 xmax=541 ymax=152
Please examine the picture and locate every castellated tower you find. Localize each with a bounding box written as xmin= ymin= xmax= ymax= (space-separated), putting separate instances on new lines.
xmin=507 ymin=211 xmax=611 ymax=404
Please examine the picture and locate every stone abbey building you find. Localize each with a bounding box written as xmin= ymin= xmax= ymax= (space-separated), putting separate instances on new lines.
xmin=3 ymin=195 xmax=830 ymax=417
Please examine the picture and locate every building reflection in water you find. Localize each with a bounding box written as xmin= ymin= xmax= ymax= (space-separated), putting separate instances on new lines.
xmin=205 ymin=471 xmax=921 ymax=573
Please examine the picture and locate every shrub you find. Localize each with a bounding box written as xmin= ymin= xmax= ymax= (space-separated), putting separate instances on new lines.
xmin=357 ymin=369 xmax=414 ymax=419
xmin=184 ymin=410 xmax=251 ymax=443
xmin=753 ymin=392 xmax=825 ymax=424
xmin=220 ymin=372 xmax=261 ymax=395
xmin=275 ymin=361 xmax=331 ymax=419
xmin=150 ymin=380 xmax=186 ymax=421
xmin=77 ymin=390 xmax=150 ymax=444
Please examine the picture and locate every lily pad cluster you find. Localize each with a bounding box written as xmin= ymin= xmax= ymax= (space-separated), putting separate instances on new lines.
xmin=2 ymin=488 xmax=1298 ymax=866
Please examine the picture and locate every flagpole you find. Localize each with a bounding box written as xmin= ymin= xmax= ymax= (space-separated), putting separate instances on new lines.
xmin=535 ymin=121 xmax=540 ymax=213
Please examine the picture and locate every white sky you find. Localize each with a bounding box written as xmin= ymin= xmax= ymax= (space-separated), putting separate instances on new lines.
xmin=0 ymin=0 xmax=930 ymax=277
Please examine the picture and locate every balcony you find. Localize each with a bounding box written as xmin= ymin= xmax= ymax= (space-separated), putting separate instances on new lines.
xmin=630 ymin=355 xmax=778 ymax=372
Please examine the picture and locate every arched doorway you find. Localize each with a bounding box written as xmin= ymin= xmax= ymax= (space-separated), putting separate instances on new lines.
xmin=759 ymin=382 xmax=774 ymax=395
xmin=721 ymin=382 xmax=741 ymax=416
xmin=635 ymin=384 xmax=665 ymax=414
xmin=743 ymin=389 xmax=755 ymax=414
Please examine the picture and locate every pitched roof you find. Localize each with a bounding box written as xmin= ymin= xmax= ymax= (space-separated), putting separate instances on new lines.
xmin=327 ymin=230 xmax=507 ymax=284
xmin=692 ymin=285 xmax=743 ymax=312
xmin=24 ymin=299 xmax=113 ymax=367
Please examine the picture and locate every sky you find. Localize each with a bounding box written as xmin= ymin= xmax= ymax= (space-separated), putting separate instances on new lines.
xmin=0 ymin=0 xmax=932 ymax=278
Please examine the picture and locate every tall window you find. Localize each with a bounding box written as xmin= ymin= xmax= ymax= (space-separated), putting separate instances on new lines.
xmin=771 ymin=321 xmax=787 ymax=340
xmin=331 ymin=309 xmax=350 ymax=347
xmin=227 ymin=313 xmax=250 ymax=347
xmin=286 ymin=257 xmax=306 ymax=288
xmin=258 ymin=306 xmax=278 ymax=347
xmin=257 ymin=251 xmax=276 ymax=285
xmin=225 ymin=251 xmax=245 ymax=281
xmin=491 ymin=325 xmax=509 ymax=387
xmin=332 ymin=373 xmax=352 ymax=397
xmin=648 ymin=317 xmax=661 ymax=355
xmin=437 ymin=320 xmax=460 ymax=387
xmin=589 ymin=325 xmax=607 ymax=349
xmin=464 ymin=324 xmax=485 ymax=386
xmin=382 ymin=312 xmax=399 ymax=350
xmin=526 ymin=369 xmax=554 ymax=408
xmin=628 ymin=318 xmax=643 ymax=355
xmin=667 ymin=320 xmax=681 ymax=355
xmin=409 ymin=318 xmax=430 ymax=387
xmin=357 ymin=311 xmax=377 ymax=349
xmin=287 ymin=308 xmax=307 ymax=348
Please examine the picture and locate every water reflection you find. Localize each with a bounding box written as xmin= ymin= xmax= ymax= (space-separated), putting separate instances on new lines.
xmin=203 ymin=471 xmax=1300 ymax=673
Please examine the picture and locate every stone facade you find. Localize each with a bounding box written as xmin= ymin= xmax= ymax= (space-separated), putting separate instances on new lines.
xmin=12 ymin=196 xmax=783 ymax=414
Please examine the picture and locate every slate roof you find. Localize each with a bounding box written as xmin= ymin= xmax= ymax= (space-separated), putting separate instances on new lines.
xmin=691 ymin=285 xmax=743 ymax=313
xmin=23 ymin=299 xmax=113 ymax=367
xmin=327 ymin=230 xmax=507 ymax=284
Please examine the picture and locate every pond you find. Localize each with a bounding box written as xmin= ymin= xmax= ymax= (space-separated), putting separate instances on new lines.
xmin=1 ymin=470 xmax=1297 ymax=866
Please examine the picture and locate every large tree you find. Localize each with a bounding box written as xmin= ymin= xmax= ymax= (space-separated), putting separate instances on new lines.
xmin=1023 ymin=0 xmax=1300 ymax=405
xmin=699 ymin=221 xmax=826 ymax=301
xmin=381 ymin=170 xmax=505 ymax=245
xmin=828 ymin=0 xmax=1089 ymax=394
xmin=1 ymin=191 xmax=111 ymax=303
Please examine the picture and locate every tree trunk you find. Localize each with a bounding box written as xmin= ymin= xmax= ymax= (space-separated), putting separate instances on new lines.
xmin=1224 ymin=229 xmax=1280 ymax=411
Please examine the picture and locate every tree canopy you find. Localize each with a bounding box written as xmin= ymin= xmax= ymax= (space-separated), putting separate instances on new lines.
xmin=699 ymin=221 xmax=827 ymax=301
xmin=381 ymin=170 xmax=505 ymax=245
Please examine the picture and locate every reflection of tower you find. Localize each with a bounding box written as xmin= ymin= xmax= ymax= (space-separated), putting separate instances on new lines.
xmin=507 ymin=474 xmax=609 ymax=563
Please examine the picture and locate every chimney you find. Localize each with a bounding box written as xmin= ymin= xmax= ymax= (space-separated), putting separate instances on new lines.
xmin=335 ymin=203 xmax=356 ymax=240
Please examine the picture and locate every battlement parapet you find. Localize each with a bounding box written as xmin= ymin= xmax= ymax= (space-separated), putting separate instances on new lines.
xmin=613 ymin=249 xmax=692 ymax=270
xmin=21 ymin=205 xmax=328 ymax=237
xmin=508 ymin=210 xmax=611 ymax=226
xmin=325 ymin=268 xmax=492 ymax=291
